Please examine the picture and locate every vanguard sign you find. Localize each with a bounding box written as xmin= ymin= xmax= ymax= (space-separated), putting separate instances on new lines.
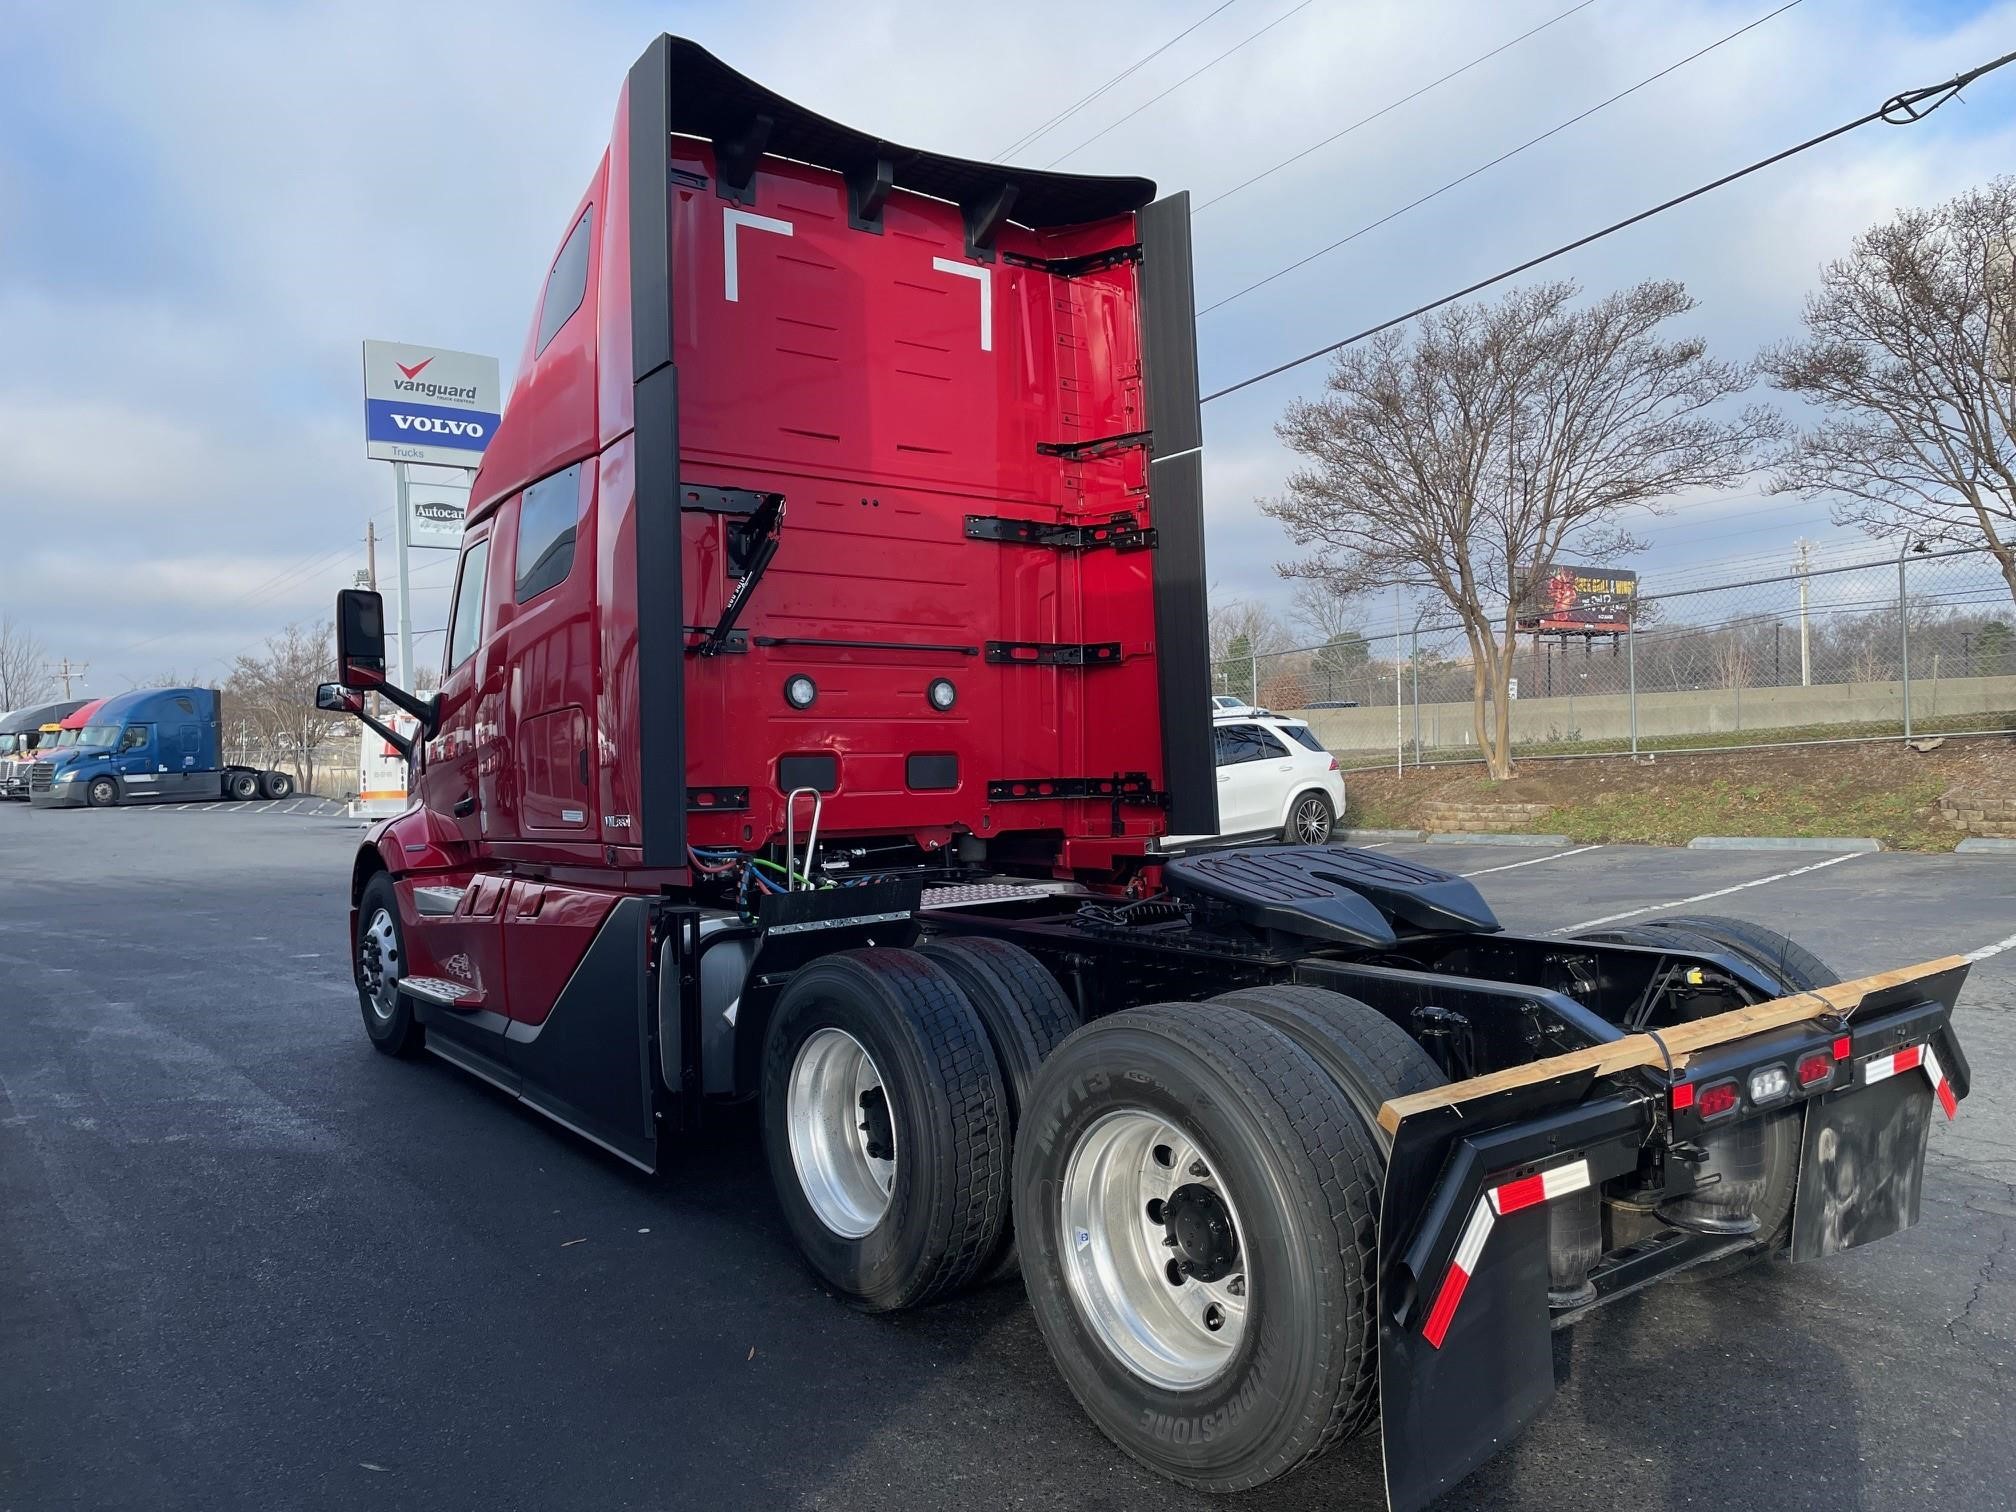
xmin=362 ymin=341 xmax=502 ymax=466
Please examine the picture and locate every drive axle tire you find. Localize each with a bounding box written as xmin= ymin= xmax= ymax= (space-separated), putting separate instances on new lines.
xmin=261 ymin=771 xmax=295 ymax=800
xmin=354 ymin=872 xmax=422 ymax=1057
xmin=1209 ymin=984 xmax=1445 ymax=1154
xmin=227 ymin=771 xmax=259 ymax=801
xmin=762 ymin=948 xmax=1009 ymax=1313
xmin=1016 ymin=1004 xmax=1383 ymax=1492
xmin=917 ymin=936 xmax=1080 ymax=1277
xmin=85 ymin=776 xmax=119 ymax=808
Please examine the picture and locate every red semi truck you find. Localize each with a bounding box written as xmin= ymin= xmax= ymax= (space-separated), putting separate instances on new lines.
xmin=318 ymin=36 xmax=1974 ymax=1510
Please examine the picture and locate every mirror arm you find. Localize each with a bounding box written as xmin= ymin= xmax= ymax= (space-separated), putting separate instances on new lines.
xmin=364 ymin=678 xmax=439 ymax=739
xmin=356 ymin=710 xmax=413 ymax=762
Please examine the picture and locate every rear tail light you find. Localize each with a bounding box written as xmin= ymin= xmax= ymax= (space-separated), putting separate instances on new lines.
xmin=1328 ymin=755 xmax=1339 ymax=771
xmin=1695 ymin=1080 xmax=1740 ymax=1120
xmin=1796 ymin=1051 xmax=1834 ymax=1088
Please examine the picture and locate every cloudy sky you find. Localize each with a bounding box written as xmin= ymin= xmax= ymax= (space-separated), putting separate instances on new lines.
xmin=1 ymin=0 xmax=2011 ymax=694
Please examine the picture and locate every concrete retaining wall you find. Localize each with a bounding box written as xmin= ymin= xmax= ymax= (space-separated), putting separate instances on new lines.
xmin=1295 ymin=673 xmax=2016 ymax=756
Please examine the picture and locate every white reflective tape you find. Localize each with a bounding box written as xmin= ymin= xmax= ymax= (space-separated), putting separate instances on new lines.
xmin=1862 ymin=1051 xmax=1908 ymax=1085
xmin=1921 ymin=1045 xmax=1943 ymax=1087
xmin=723 ymin=208 xmax=793 ymax=302
xmin=1540 ymin=1160 xmax=1592 ymax=1202
xmin=930 ymin=257 xmax=993 ymax=352
xmin=1452 ymin=1198 xmax=1495 ymax=1275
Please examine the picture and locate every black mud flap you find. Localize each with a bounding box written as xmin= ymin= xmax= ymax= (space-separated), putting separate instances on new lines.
xmin=1377 ymin=1089 xmax=1643 ymax=1512
xmin=1790 ymin=1070 xmax=1935 ymax=1260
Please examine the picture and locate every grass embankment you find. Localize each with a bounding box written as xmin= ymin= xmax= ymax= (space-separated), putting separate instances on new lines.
xmin=1342 ymin=737 xmax=2016 ymax=852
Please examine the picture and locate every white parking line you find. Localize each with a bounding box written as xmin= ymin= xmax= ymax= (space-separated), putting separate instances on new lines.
xmin=259 ymin=802 xmax=280 ymax=813
xmin=1964 ymin=929 xmax=2016 ymax=963
xmin=1564 ymin=852 xmax=1863 ymax=933
xmin=176 ymin=804 xmax=198 ymax=812
xmin=1463 ymin=844 xmax=1603 ymax=878
xmin=285 ymin=800 xmax=306 ymax=814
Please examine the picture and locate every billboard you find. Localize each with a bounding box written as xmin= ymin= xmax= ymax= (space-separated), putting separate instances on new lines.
xmin=1517 ymin=565 xmax=1638 ymax=634
xmin=362 ymin=341 xmax=501 ymax=466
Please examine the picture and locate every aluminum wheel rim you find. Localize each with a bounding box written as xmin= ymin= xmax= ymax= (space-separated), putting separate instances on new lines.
xmin=359 ymin=906 xmax=401 ymax=1021
xmin=1294 ymin=797 xmax=1331 ymax=844
xmin=1060 ymin=1110 xmax=1250 ymax=1390
xmin=786 ymin=1028 xmax=895 ymax=1239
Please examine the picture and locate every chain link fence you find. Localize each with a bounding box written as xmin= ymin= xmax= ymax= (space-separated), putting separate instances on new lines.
xmin=1215 ymin=546 xmax=2016 ymax=771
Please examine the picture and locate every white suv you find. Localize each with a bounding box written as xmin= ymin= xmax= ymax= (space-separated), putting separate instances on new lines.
xmin=1164 ymin=709 xmax=1347 ymax=849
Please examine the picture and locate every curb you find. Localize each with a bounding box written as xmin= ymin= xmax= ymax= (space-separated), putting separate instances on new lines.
xmin=1686 ymin=836 xmax=1883 ymax=853
xmin=1426 ymin=832 xmax=1572 ymax=847
xmin=1955 ymin=837 xmax=2016 ymax=855
xmin=1339 ymin=828 xmax=1426 ymax=843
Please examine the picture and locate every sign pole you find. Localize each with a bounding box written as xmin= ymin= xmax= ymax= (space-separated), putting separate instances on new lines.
xmin=393 ymin=462 xmax=415 ymax=690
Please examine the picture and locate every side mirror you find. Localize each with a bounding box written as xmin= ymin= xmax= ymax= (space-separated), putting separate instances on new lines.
xmin=336 ymin=588 xmax=386 ymax=688
xmin=316 ymin=683 xmax=365 ymax=715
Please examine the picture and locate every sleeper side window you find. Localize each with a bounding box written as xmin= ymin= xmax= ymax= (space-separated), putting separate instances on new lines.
xmin=533 ymin=209 xmax=592 ymax=357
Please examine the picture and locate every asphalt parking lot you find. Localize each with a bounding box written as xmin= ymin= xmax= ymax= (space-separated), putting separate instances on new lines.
xmin=2 ymin=807 xmax=2012 ymax=1512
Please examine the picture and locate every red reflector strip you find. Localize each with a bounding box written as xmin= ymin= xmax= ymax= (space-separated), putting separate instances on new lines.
xmin=1860 ymin=1043 xmax=1959 ymax=1121
xmin=1671 ymin=1080 xmax=1696 ymax=1111
xmin=1491 ymin=1172 xmax=1548 ymax=1215
xmin=1832 ymin=1035 xmax=1852 ymax=1061
xmin=1922 ymin=1045 xmax=1958 ymax=1121
xmin=1423 ymin=1160 xmax=1590 ymax=1347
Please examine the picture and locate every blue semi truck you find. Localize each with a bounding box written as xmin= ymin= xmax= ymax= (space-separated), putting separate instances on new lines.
xmin=26 ymin=687 xmax=297 ymax=808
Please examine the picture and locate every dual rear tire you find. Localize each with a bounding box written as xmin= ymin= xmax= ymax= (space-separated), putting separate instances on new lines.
xmin=760 ymin=939 xmax=1078 ymax=1312
xmin=1013 ymin=988 xmax=1440 ymax=1489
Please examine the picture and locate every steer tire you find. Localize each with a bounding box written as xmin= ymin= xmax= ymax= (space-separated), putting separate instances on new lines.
xmin=761 ymin=948 xmax=1010 ymax=1313
xmin=1578 ymin=913 xmax=1837 ymax=1281
xmin=85 ymin=776 xmax=120 ymax=808
xmin=1016 ymin=1003 xmax=1384 ymax=1492
xmin=916 ymin=935 xmax=1080 ymax=1278
xmin=226 ymin=771 xmax=260 ymax=801
xmin=354 ymin=872 xmax=423 ymax=1057
xmin=261 ymin=771 xmax=295 ymax=800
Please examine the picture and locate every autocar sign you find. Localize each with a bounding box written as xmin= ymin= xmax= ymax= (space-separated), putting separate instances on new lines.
xmin=362 ymin=341 xmax=502 ymax=466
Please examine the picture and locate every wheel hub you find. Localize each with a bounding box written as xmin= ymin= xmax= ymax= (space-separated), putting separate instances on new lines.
xmin=1058 ymin=1109 xmax=1250 ymax=1390
xmin=1162 ymin=1182 xmax=1240 ymax=1282
xmin=786 ymin=1028 xmax=896 ymax=1238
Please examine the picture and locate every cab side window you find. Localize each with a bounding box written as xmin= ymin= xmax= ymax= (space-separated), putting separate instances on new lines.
xmin=533 ymin=209 xmax=592 ymax=357
xmin=118 ymin=726 xmax=148 ymax=753
xmin=514 ymin=464 xmax=581 ymax=602
xmin=445 ymin=538 xmax=491 ymax=675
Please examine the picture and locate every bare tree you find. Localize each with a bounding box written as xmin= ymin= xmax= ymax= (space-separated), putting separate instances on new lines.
xmin=1762 ymin=177 xmax=2016 ymax=607
xmin=224 ymin=622 xmax=344 ymax=795
xmin=1265 ymin=279 xmax=1777 ymax=777
xmin=1288 ymin=579 xmax=1364 ymax=645
xmin=0 ymin=614 xmax=54 ymax=709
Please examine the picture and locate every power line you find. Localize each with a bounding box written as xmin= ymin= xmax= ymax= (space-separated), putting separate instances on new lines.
xmin=1199 ymin=46 xmax=2016 ymax=404
xmin=1191 ymin=0 xmax=1604 ymax=215
xmin=1044 ymin=0 xmax=1317 ymax=168
xmin=993 ymin=0 xmax=1244 ymax=161
xmin=1198 ymin=0 xmax=1802 ymax=316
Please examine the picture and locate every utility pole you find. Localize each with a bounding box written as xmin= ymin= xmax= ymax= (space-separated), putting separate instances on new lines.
xmin=1795 ymin=538 xmax=1813 ymax=687
xmin=47 ymin=656 xmax=88 ymax=698
xmin=365 ymin=518 xmax=378 ymax=591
